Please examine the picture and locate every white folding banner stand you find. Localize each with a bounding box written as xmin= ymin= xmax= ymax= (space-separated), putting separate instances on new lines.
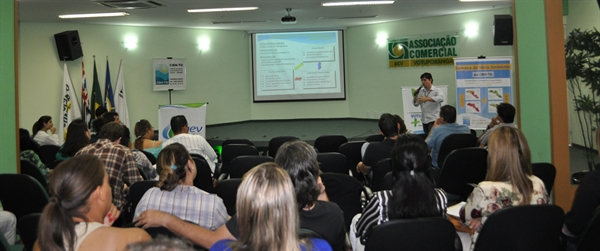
xmin=158 ymin=103 xmax=207 ymax=141
xmin=401 ymin=85 xmax=448 ymax=134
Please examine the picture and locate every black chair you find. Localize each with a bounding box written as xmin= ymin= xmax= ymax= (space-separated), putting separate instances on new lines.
xmin=38 ymin=145 xmax=60 ymax=167
xmin=577 ymin=209 xmax=600 ymax=251
xmin=321 ymin=173 xmax=365 ymax=231
xmin=365 ymin=217 xmax=457 ymax=251
xmin=140 ymin=150 xmax=156 ymax=165
xmin=192 ymin=157 xmax=215 ymax=194
xmin=0 ymin=174 xmax=49 ymax=221
xmin=220 ymin=144 xmax=259 ymax=175
xmin=365 ymin=134 xmax=384 ymax=142
xmin=229 ymin=155 xmax=273 ymax=179
xmin=317 ymin=152 xmax=349 ymax=175
xmin=314 ymin=135 xmax=348 ymax=153
xmin=215 ymin=178 xmax=242 ymax=216
xmin=267 ymin=136 xmax=299 ymax=158
xmin=439 ymin=148 xmax=488 ymax=198
xmin=436 ymin=133 xmax=478 ymax=169
xmin=371 ymin=158 xmax=392 ymax=192
xmin=17 ymin=213 xmax=40 ymax=251
xmin=337 ymin=141 xmax=366 ymax=181
xmin=222 ymin=139 xmax=254 ymax=146
xmin=473 ymin=204 xmax=564 ymax=251
xmin=126 ymin=180 xmax=157 ymax=223
xmin=531 ymin=162 xmax=556 ymax=194
xmin=20 ymin=159 xmax=49 ymax=191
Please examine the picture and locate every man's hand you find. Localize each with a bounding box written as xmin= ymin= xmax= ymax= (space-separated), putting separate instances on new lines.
xmin=417 ymin=97 xmax=431 ymax=103
xmin=356 ymin=161 xmax=371 ymax=175
xmin=135 ymin=210 xmax=175 ymax=229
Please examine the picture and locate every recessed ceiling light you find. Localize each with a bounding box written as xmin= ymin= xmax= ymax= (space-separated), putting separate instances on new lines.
xmin=188 ymin=7 xmax=259 ymax=13
xmin=322 ymin=1 xmax=395 ymax=6
xmin=59 ymin=12 xmax=130 ymax=19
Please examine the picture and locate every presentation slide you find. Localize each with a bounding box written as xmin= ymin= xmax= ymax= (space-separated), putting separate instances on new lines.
xmin=252 ymin=31 xmax=346 ymax=102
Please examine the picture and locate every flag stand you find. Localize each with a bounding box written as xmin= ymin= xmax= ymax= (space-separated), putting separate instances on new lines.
xmin=168 ymin=89 xmax=173 ymax=104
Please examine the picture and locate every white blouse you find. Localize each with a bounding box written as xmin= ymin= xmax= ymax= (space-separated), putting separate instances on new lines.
xmin=33 ymin=130 xmax=60 ymax=146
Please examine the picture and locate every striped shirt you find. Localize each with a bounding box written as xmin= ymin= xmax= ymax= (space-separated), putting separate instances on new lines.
xmin=134 ymin=185 xmax=228 ymax=230
xmin=355 ymin=188 xmax=448 ymax=244
xmin=163 ymin=134 xmax=218 ymax=172
xmin=77 ymin=139 xmax=143 ymax=209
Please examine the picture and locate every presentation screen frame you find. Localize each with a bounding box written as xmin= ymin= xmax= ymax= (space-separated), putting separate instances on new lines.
xmin=252 ymin=30 xmax=346 ymax=102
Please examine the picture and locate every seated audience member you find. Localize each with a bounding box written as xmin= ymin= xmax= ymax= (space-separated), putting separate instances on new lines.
xmin=351 ymin=134 xmax=447 ymax=250
xmin=357 ymin=113 xmax=399 ymax=176
xmin=0 ymin=210 xmax=16 ymax=245
xmin=127 ymin=236 xmax=194 ymax=251
xmin=393 ymin=114 xmax=411 ymax=134
xmin=135 ymin=143 xmax=227 ymax=230
xmin=34 ymin=155 xmax=150 ymax=251
xmin=425 ymin=105 xmax=471 ymax=169
xmin=162 ymin=115 xmax=218 ymax=173
xmin=20 ymin=128 xmax=50 ymax=184
xmin=76 ymin=122 xmax=144 ymax=210
xmin=460 ymin=127 xmax=548 ymax=250
xmin=121 ymin=125 xmax=157 ymax=180
xmin=134 ymin=119 xmax=163 ymax=158
xmin=478 ymin=103 xmax=517 ymax=147
xmin=89 ymin=106 xmax=108 ymax=133
xmin=211 ymin=163 xmax=332 ymax=251
xmin=56 ymin=119 xmax=91 ymax=161
xmin=135 ymin=140 xmax=346 ymax=251
xmin=563 ymin=129 xmax=600 ymax=248
xmin=32 ymin=115 xmax=60 ymax=146
xmin=91 ymin=117 xmax=108 ymax=143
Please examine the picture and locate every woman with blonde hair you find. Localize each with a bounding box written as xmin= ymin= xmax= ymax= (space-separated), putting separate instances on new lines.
xmin=134 ymin=143 xmax=227 ymax=230
xmin=210 ymin=163 xmax=332 ymax=251
xmin=460 ymin=126 xmax=548 ymax=250
xmin=133 ymin=119 xmax=162 ymax=158
xmin=34 ymin=154 xmax=150 ymax=251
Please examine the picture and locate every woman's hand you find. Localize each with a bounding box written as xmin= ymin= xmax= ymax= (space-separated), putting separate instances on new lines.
xmin=103 ymin=204 xmax=121 ymax=226
xmin=467 ymin=218 xmax=482 ymax=232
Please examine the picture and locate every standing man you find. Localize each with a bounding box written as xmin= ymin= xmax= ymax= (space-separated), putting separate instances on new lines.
xmin=162 ymin=115 xmax=218 ymax=173
xmin=413 ymin=72 xmax=444 ymax=134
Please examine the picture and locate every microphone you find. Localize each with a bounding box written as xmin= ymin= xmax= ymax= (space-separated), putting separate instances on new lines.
xmin=413 ymin=86 xmax=423 ymax=96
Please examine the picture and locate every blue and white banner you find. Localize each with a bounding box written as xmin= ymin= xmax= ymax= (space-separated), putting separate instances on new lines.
xmin=158 ymin=103 xmax=207 ymax=141
xmin=454 ymin=58 xmax=513 ymax=130
xmin=401 ymin=86 xmax=448 ymax=134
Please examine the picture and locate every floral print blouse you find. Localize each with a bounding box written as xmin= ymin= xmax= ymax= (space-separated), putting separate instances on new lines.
xmin=459 ymin=175 xmax=548 ymax=250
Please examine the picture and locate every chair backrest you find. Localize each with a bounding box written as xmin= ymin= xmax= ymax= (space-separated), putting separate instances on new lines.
xmin=365 ymin=134 xmax=384 ymax=142
xmin=17 ymin=213 xmax=41 ymax=251
xmin=215 ymin=178 xmax=242 ymax=216
xmin=314 ymin=135 xmax=348 ymax=153
xmin=371 ymin=158 xmax=392 ymax=192
xmin=365 ymin=217 xmax=457 ymax=251
xmin=473 ymin=204 xmax=565 ymax=251
xmin=531 ymin=162 xmax=556 ymax=194
xmin=126 ymin=180 xmax=157 ymax=223
xmin=436 ymin=133 xmax=478 ymax=169
xmin=229 ymin=155 xmax=274 ymax=179
xmin=220 ymin=144 xmax=259 ymax=175
xmin=268 ymin=136 xmax=299 ymax=158
xmin=439 ymin=147 xmax=488 ymax=196
xmin=222 ymin=139 xmax=254 ymax=146
xmin=338 ymin=141 xmax=365 ymax=180
xmin=577 ymin=209 xmax=600 ymax=251
xmin=140 ymin=150 xmax=157 ymax=165
xmin=39 ymin=145 xmax=60 ymax=167
xmin=0 ymin=174 xmax=49 ymax=221
xmin=317 ymin=152 xmax=349 ymax=175
xmin=321 ymin=173 xmax=364 ymax=231
xmin=20 ymin=159 xmax=49 ymax=191
xmin=192 ymin=157 xmax=215 ymax=194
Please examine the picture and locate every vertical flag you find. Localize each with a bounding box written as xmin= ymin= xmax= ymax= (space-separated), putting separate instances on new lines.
xmin=60 ymin=63 xmax=82 ymax=144
xmin=90 ymin=57 xmax=103 ymax=119
xmin=104 ymin=58 xmax=115 ymax=112
xmin=81 ymin=61 xmax=91 ymax=125
xmin=114 ymin=60 xmax=130 ymax=128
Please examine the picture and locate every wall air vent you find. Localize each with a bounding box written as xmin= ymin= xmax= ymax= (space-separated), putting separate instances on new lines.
xmin=212 ymin=20 xmax=271 ymax=24
xmin=318 ymin=15 xmax=378 ymax=20
xmin=92 ymin=0 xmax=167 ymax=9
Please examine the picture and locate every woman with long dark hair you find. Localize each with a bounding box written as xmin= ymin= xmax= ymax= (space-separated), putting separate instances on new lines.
xmin=133 ymin=119 xmax=162 ymax=158
xmin=460 ymin=127 xmax=548 ymax=250
xmin=352 ymin=134 xmax=447 ymax=250
xmin=56 ymin=119 xmax=90 ymax=160
xmin=34 ymin=154 xmax=150 ymax=251
xmin=32 ymin=115 xmax=60 ymax=146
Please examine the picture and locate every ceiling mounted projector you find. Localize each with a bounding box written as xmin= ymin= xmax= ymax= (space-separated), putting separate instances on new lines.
xmin=281 ymin=8 xmax=297 ymax=24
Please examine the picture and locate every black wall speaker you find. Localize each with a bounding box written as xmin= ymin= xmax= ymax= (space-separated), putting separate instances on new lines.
xmin=493 ymin=15 xmax=513 ymax=46
xmin=54 ymin=30 xmax=83 ymax=61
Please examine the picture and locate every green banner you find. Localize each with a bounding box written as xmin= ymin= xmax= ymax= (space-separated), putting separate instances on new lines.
xmin=388 ymin=35 xmax=459 ymax=67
